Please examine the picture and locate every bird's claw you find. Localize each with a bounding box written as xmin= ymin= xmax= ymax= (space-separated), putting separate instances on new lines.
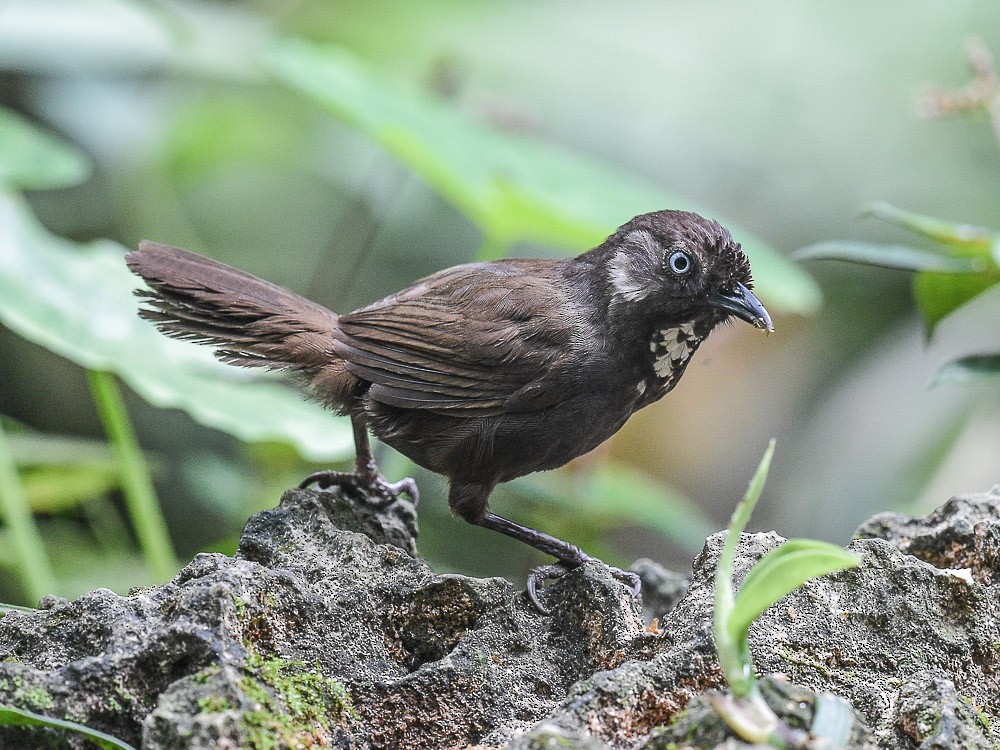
xmin=374 ymin=476 xmax=420 ymax=507
xmin=526 ymin=563 xmax=570 ymax=614
xmin=298 ymin=470 xmax=419 ymax=508
xmin=526 ymin=561 xmax=643 ymax=615
xmin=612 ymin=566 xmax=643 ymax=599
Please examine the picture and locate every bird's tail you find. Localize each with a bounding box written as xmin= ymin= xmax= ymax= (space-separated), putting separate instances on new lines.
xmin=126 ymin=241 xmax=339 ymax=373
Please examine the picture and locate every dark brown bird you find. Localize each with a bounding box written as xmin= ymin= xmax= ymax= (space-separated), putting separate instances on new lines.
xmin=126 ymin=210 xmax=772 ymax=611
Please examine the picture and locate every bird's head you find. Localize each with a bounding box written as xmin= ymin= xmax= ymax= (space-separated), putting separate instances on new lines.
xmin=602 ymin=210 xmax=773 ymax=334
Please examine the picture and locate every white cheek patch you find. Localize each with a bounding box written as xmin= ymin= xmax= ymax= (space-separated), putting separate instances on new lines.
xmin=650 ymin=322 xmax=699 ymax=379
xmin=607 ymin=230 xmax=659 ymax=303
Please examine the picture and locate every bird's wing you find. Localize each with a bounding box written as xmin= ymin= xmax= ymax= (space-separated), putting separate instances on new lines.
xmin=333 ymin=261 xmax=575 ymax=415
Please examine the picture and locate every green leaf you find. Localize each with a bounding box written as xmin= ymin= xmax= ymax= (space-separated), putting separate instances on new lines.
xmin=583 ymin=464 xmax=717 ymax=553
xmin=727 ymin=539 xmax=860 ymax=645
xmin=0 ymin=519 xmax=152 ymax=596
xmin=793 ymin=242 xmax=983 ymax=273
xmin=726 ymin=440 xmax=776 ymax=546
xmin=913 ymin=270 xmax=999 ymax=338
xmin=5 ymin=431 xmax=127 ymax=513
xmin=263 ymin=38 xmax=820 ymax=315
xmin=932 ymin=354 xmax=1000 ymax=386
xmin=21 ymin=465 xmax=121 ymax=514
xmin=0 ymin=704 xmax=138 ymax=750
xmin=0 ymin=106 xmax=91 ymax=190
xmin=89 ymin=370 xmax=176 ymax=584
xmin=7 ymin=432 xmax=117 ymax=469
xmin=811 ymin=203 xmax=1000 ymax=335
xmin=0 ymin=192 xmax=353 ymax=461
xmin=865 ymin=201 xmax=994 ymax=252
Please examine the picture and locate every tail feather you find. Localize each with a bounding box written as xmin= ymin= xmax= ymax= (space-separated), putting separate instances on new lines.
xmin=126 ymin=241 xmax=340 ymax=373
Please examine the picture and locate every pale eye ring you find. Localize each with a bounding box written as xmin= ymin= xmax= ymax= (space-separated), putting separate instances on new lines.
xmin=668 ymin=250 xmax=692 ymax=275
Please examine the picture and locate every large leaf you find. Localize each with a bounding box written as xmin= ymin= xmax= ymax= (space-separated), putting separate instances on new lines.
xmin=0 ymin=106 xmax=91 ymax=190
xmin=0 ymin=192 xmax=353 ymax=461
xmin=263 ymin=39 xmax=820 ymax=315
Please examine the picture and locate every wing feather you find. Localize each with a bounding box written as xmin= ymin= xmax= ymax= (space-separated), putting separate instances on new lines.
xmin=335 ymin=261 xmax=573 ymax=414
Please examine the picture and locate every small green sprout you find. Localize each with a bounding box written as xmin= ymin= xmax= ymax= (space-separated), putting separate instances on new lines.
xmin=710 ymin=439 xmax=860 ymax=748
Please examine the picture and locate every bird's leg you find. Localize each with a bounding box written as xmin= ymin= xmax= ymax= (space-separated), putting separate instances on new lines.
xmin=477 ymin=511 xmax=641 ymax=613
xmin=299 ymin=413 xmax=418 ymax=507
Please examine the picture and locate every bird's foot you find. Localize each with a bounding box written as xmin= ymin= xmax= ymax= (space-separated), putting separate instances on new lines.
xmin=526 ymin=561 xmax=642 ymax=615
xmin=298 ymin=470 xmax=419 ymax=508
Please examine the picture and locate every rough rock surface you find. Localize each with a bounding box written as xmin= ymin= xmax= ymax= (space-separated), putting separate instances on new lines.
xmin=0 ymin=486 xmax=997 ymax=749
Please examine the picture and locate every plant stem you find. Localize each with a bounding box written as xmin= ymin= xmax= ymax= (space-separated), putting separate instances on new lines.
xmin=0 ymin=421 xmax=56 ymax=602
xmin=715 ymin=439 xmax=775 ymax=697
xmin=88 ymin=371 xmax=176 ymax=581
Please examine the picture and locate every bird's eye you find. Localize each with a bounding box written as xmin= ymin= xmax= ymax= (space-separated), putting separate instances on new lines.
xmin=668 ymin=250 xmax=692 ymax=276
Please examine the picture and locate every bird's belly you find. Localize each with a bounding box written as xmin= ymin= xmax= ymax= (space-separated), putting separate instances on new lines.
xmin=366 ymin=389 xmax=638 ymax=485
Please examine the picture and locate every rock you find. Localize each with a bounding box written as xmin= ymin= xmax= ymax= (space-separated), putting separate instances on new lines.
xmin=640 ymin=675 xmax=878 ymax=749
xmin=893 ymin=672 xmax=994 ymax=750
xmin=856 ymin=488 xmax=1000 ymax=586
xmin=629 ymin=558 xmax=690 ymax=622
xmin=0 ymin=486 xmax=996 ymax=749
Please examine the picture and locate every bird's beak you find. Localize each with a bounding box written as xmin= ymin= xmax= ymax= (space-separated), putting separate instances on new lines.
xmin=707 ymin=283 xmax=774 ymax=333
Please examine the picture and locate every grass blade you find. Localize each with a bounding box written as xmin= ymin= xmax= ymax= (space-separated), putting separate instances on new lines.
xmin=88 ymin=370 xmax=176 ymax=582
xmin=0 ymin=421 xmax=55 ymax=602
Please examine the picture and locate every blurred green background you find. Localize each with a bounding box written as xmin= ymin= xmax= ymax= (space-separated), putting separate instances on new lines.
xmin=0 ymin=0 xmax=998 ymax=605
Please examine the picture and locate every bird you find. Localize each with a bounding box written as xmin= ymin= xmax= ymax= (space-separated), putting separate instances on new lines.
xmin=126 ymin=209 xmax=773 ymax=612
